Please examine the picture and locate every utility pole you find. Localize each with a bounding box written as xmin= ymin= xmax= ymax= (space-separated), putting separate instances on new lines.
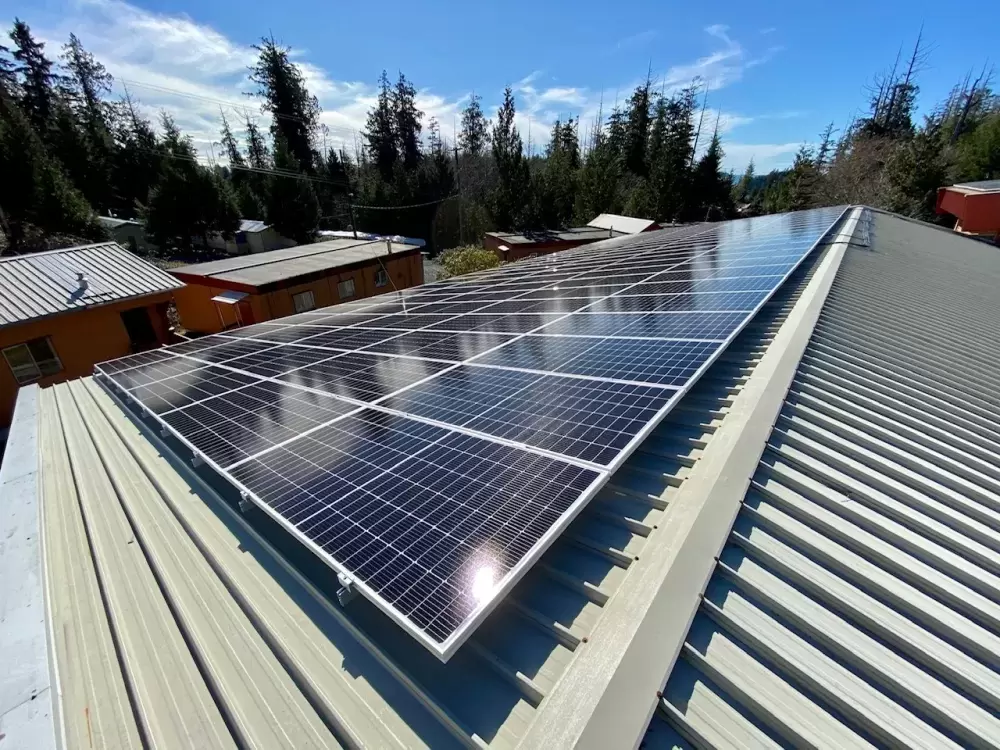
xmin=454 ymin=140 xmax=464 ymax=247
xmin=348 ymin=193 xmax=358 ymax=239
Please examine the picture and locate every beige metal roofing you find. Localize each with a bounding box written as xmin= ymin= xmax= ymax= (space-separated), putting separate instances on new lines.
xmin=8 ymin=220 xmax=831 ymax=749
xmin=650 ymin=211 xmax=1000 ymax=748
xmin=169 ymin=238 xmax=413 ymax=288
xmin=0 ymin=242 xmax=182 ymax=328
xmin=11 ymin=208 xmax=1000 ymax=749
xmin=587 ymin=213 xmax=657 ymax=234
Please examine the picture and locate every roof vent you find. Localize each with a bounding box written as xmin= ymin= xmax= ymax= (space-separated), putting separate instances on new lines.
xmin=77 ymin=271 xmax=89 ymax=291
xmin=386 ymin=238 xmax=393 ymax=255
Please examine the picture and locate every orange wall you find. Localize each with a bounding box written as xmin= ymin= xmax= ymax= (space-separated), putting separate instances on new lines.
xmin=0 ymin=294 xmax=173 ymax=427
xmin=174 ymin=252 xmax=425 ymax=334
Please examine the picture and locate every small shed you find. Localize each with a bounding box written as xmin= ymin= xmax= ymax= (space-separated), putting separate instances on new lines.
xmin=0 ymin=242 xmax=181 ymax=427
xmin=97 ymin=216 xmax=158 ymax=254
xmin=170 ymin=237 xmax=424 ymax=333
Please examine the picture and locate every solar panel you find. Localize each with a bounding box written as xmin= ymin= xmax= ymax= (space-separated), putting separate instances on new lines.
xmin=96 ymin=205 xmax=847 ymax=660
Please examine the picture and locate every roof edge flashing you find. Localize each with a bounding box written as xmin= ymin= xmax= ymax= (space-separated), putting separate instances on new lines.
xmin=0 ymin=385 xmax=59 ymax=750
xmin=518 ymin=207 xmax=864 ymax=750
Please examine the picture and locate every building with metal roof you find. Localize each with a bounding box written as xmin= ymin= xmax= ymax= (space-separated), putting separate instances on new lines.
xmin=936 ymin=179 xmax=1000 ymax=241
xmin=483 ymin=213 xmax=658 ymax=261
xmin=3 ymin=208 xmax=999 ymax=749
xmin=0 ymin=242 xmax=181 ymax=427
xmin=170 ymin=238 xmax=425 ymax=334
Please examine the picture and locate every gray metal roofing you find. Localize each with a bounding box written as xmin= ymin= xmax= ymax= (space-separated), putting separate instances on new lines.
xmin=169 ymin=238 xmax=406 ymax=288
xmin=97 ymin=216 xmax=142 ymax=229
xmin=952 ymin=179 xmax=1000 ymax=193
xmin=485 ymin=226 xmax=628 ymax=245
xmin=650 ymin=211 xmax=1000 ymax=748
xmin=239 ymin=219 xmax=269 ymax=233
xmin=0 ymin=242 xmax=183 ymax=328
xmin=16 ymin=228 xmax=825 ymax=749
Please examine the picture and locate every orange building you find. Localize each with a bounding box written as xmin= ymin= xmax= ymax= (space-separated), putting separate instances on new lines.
xmin=0 ymin=242 xmax=180 ymax=428
xmin=936 ymin=180 xmax=1000 ymax=242
xmin=170 ymin=238 xmax=425 ymax=334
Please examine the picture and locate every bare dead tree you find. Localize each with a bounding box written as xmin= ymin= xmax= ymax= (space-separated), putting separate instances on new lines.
xmin=951 ymin=63 xmax=995 ymax=144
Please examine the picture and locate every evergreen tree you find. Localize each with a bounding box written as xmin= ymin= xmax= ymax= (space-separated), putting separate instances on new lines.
xmin=249 ymin=36 xmax=320 ymax=172
xmin=690 ymin=131 xmax=734 ymax=220
xmin=107 ymin=92 xmax=161 ymax=217
xmin=489 ymin=86 xmax=530 ymax=230
xmin=623 ymin=79 xmax=652 ymax=176
xmin=9 ymin=19 xmax=61 ymax=137
xmin=144 ymin=114 xmax=238 ymax=248
xmin=458 ymin=93 xmax=489 ymax=156
xmin=648 ymin=86 xmax=697 ymax=222
xmin=814 ymin=122 xmax=836 ymax=171
xmin=60 ymin=33 xmax=114 ymax=211
xmin=365 ymin=71 xmax=397 ymax=182
xmin=888 ymin=117 xmax=947 ymax=220
xmin=266 ymin=137 xmax=319 ymax=243
xmin=0 ymin=95 xmax=100 ymax=249
xmin=393 ymin=72 xmax=422 ymax=171
xmin=575 ymin=126 xmax=622 ymax=221
xmin=536 ymin=118 xmax=579 ymax=226
xmin=956 ymin=111 xmax=1000 ymax=181
xmin=244 ymin=115 xmax=270 ymax=169
xmin=733 ymin=158 xmax=756 ymax=204
xmin=0 ymin=42 xmax=18 ymax=100
xmin=785 ymin=145 xmax=819 ymax=210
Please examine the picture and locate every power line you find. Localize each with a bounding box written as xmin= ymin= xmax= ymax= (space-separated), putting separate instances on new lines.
xmin=129 ymin=144 xmax=353 ymax=188
xmin=118 ymin=78 xmax=318 ymax=128
xmin=351 ymin=194 xmax=460 ymax=210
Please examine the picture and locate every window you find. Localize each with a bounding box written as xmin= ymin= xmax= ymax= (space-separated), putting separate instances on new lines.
xmin=375 ymin=268 xmax=389 ymax=288
xmin=338 ymin=278 xmax=356 ymax=299
xmin=292 ymin=290 xmax=316 ymax=313
xmin=3 ymin=337 xmax=62 ymax=385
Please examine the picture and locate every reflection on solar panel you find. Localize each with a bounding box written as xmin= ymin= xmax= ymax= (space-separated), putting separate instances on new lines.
xmin=96 ymin=205 xmax=847 ymax=660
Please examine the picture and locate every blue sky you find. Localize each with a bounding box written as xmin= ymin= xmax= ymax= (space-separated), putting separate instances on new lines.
xmin=5 ymin=0 xmax=1000 ymax=172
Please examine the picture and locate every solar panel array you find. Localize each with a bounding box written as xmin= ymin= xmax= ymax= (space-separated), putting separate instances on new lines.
xmin=96 ymin=206 xmax=846 ymax=660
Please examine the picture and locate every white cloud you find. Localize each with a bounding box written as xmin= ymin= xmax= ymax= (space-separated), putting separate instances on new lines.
xmin=722 ymin=142 xmax=806 ymax=173
xmin=33 ymin=2 xmax=787 ymax=167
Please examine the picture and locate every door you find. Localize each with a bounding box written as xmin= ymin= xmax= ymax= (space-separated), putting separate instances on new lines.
xmin=120 ymin=307 xmax=158 ymax=352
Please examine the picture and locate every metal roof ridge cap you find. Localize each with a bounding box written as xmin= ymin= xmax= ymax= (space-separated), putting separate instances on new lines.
xmin=517 ymin=206 xmax=864 ymax=750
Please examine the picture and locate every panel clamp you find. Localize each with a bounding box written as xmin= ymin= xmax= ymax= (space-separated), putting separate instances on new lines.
xmin=238 ymin=492 xmax=252 ymax=513
xmin=336 ymin=573 xmax=358 ymax=606
xmin=191 ymin=452 xmax=204 ymax=468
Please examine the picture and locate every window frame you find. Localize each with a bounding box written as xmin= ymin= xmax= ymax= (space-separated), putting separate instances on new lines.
xmin=292 ymin=289 xmax=316 ymax=313
xmin=338 ymin=278 xmax=356 ymax=299
xmin=3 ymin=337 xmax=63 ymax=385
xmin=374 ymin=267 xmax=389 ymax=288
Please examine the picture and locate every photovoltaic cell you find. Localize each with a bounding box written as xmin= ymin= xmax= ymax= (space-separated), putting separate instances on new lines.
xmin=228 ymin=409 xmax=601 ymax=644
xmin=95 ymin=205 xmax=847 ymax=660
xmin=384 ymin=365 xmax=677 ymax=464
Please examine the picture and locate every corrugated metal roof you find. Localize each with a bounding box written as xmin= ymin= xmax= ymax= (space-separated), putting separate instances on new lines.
xmin=485 ymin=227 xmax=628 ymax=245
xmin=170 ymin=238 xmax=413 ymax=289
xmin=239 ymin=219 xmax=270 ymax=233
xmin=587 ymin=214 xmax=657 ymax=234
xmin=97 ymin=216 xmax=142 ymax=230
xmin=0 ymin=242 xmax=182 ymax=329
xmin=17 ymin=230 xmax=827 ymax=749
xmin=651 ymin=211 xmax=1000 ymax=748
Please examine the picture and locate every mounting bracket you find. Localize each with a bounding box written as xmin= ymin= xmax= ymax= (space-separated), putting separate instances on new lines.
xmin=336 ymin=572 xmax=358 ymax=606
